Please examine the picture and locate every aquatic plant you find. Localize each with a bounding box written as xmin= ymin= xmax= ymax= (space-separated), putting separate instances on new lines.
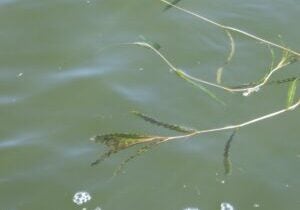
xmin=91 ymin=0 xmax=300 ymax=175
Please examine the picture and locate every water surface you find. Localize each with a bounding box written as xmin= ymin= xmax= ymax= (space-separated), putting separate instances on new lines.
xmin=0 ymin=0 xmax=299 ymax=209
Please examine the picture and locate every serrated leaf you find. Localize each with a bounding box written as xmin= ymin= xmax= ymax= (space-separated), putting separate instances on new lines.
xmin=132 ymin=111 xmax=196 ymax=134
xmin=268 ymin=76 xmax=297 ymax=85
xmin=286 ymin=78 xmax=298 ymax=107
xmin=113 ymin=140 xmax=162 ymax=175
xmin=90 ymin=133 xmax=165 ymax=166
xmin=91 ymin=133 xmax=162 ymax=150
xmin=91 ymin=149 xmax=115 ymax=166
xmin=230 ymin=76 xmax=298 ymax=89
xmin=223 ymin=130 xmax=236 ymax=175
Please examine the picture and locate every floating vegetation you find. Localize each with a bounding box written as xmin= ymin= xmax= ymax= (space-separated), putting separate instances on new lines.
xmin=113 ymin=141 xmax=159 ymax=175
xmin=230 ymin=76 xmax=298 ymax=89
xmin=138 ymin=35 xmax=161 ymax=50
xmin=223 ymin=130 xmax=237 ymax=175
xmin=286 ymin=78 xmax=298 ymax=107
xmin=90 ymin=0 xmax=300 ymax=174
xmin=91 ymin=112 xmax=198 ymax=172
xmin=132 ymin=111 xmax=196 ymax=133
xmin=90 ymin=133 xmax=165 ymax=166
xmin=163 ymin=0 xmax=183 ymax=11
xmin=216 ymin=30 xmax=236 ymax=84
xmin=174 ymin=69 xmax=226 ymax=105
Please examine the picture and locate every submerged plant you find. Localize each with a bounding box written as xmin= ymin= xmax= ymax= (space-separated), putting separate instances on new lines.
xmin=91 ymin=0 xmax=300 ymax=174
xmin=91 ymin=111 xmax=196 ymax=175
xmin=223 ymin=130 xmax=237 ymax=176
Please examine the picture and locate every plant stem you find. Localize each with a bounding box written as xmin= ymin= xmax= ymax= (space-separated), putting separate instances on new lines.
xmin=162 ymin=99 xmax=300 ymax=142
xmin=160 ymin=0 xmax=300 ymax=57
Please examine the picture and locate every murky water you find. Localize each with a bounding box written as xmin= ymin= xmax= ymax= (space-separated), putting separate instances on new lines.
xmin=0 ymin=0 xmax=299 ymax=209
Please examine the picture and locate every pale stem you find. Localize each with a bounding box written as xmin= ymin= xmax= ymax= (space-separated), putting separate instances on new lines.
xmin=162 ymin=99 xmax=300 ymax=142
xmin=160 ymin=0 xmax=300 ymax=57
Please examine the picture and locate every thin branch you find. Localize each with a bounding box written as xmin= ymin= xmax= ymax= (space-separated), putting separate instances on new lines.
xmin=131 ymin=42 xmax=293 ymax=96
xmin=160 ymin=99 xmax=300 ymax=143
xmin=160 ymin=0 xmax=300 ymax=57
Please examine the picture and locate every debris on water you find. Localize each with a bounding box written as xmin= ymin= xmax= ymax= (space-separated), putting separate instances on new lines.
xmin=220 ymin=202 xmax=234 ymax=210
xmin=17 ymin=73 xmax=23 ymax=77
xmin=72 ymin=191 xmax=92 ymax=205
xmin=242 ymin=86 xmax=260 ymax=96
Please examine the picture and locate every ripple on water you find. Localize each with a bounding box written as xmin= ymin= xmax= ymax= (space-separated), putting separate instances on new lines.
xmin=0 ymin=133 xmax=37 ymax=149
xmin=0 ymin=0 xmax=17 ymax=6
xmin=51 ymin=67 xmax=105 ymax=81
xmin=0 ymin=95 xmax=22 ymax=105
xmin=112 ymin=84 xmax=156 ymax=103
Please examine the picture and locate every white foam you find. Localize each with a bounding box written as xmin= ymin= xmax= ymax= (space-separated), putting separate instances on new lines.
xmin=220 ymin=202 xmax=234 ymax=210
xmin=73 ymin=191 xmax=92 ymax=205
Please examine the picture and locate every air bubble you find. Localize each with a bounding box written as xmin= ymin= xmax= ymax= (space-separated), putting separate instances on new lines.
xmin=220 ymin=202 xmax=234 ymax=210
xmin=72 ymin=191 xmax=92 ymax=205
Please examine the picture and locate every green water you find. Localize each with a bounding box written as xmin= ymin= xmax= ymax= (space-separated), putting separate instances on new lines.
xmin=0 ymin=0 xmax=299 ymax=209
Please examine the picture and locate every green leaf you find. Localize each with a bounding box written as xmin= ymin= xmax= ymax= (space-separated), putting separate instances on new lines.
xmin=91 ymin=133 xmax=162 ymax=150
xmin=132 ymin=111 xmax=196 ymax=134
xmin=163 ymin=0 xmax=183 ymax=11
xmin=151 ymin=42 xmax=161 ymax=51
xmin=113 ymin=141 xmax=162 ymax=175
xmin=223 ymin=130 xmax=237 ymax=175
xmin=175 ymin=69 xmax=226 ymax=105
xmin=230 ymin=76 xmax=298 ymax=89
xmin=224 ymin=30 xmax=235 ymax=64
xmin=286 ymin=78 xmax=298 ymax=107
xmin=90 ymin=133 xmax=165 ymax=166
